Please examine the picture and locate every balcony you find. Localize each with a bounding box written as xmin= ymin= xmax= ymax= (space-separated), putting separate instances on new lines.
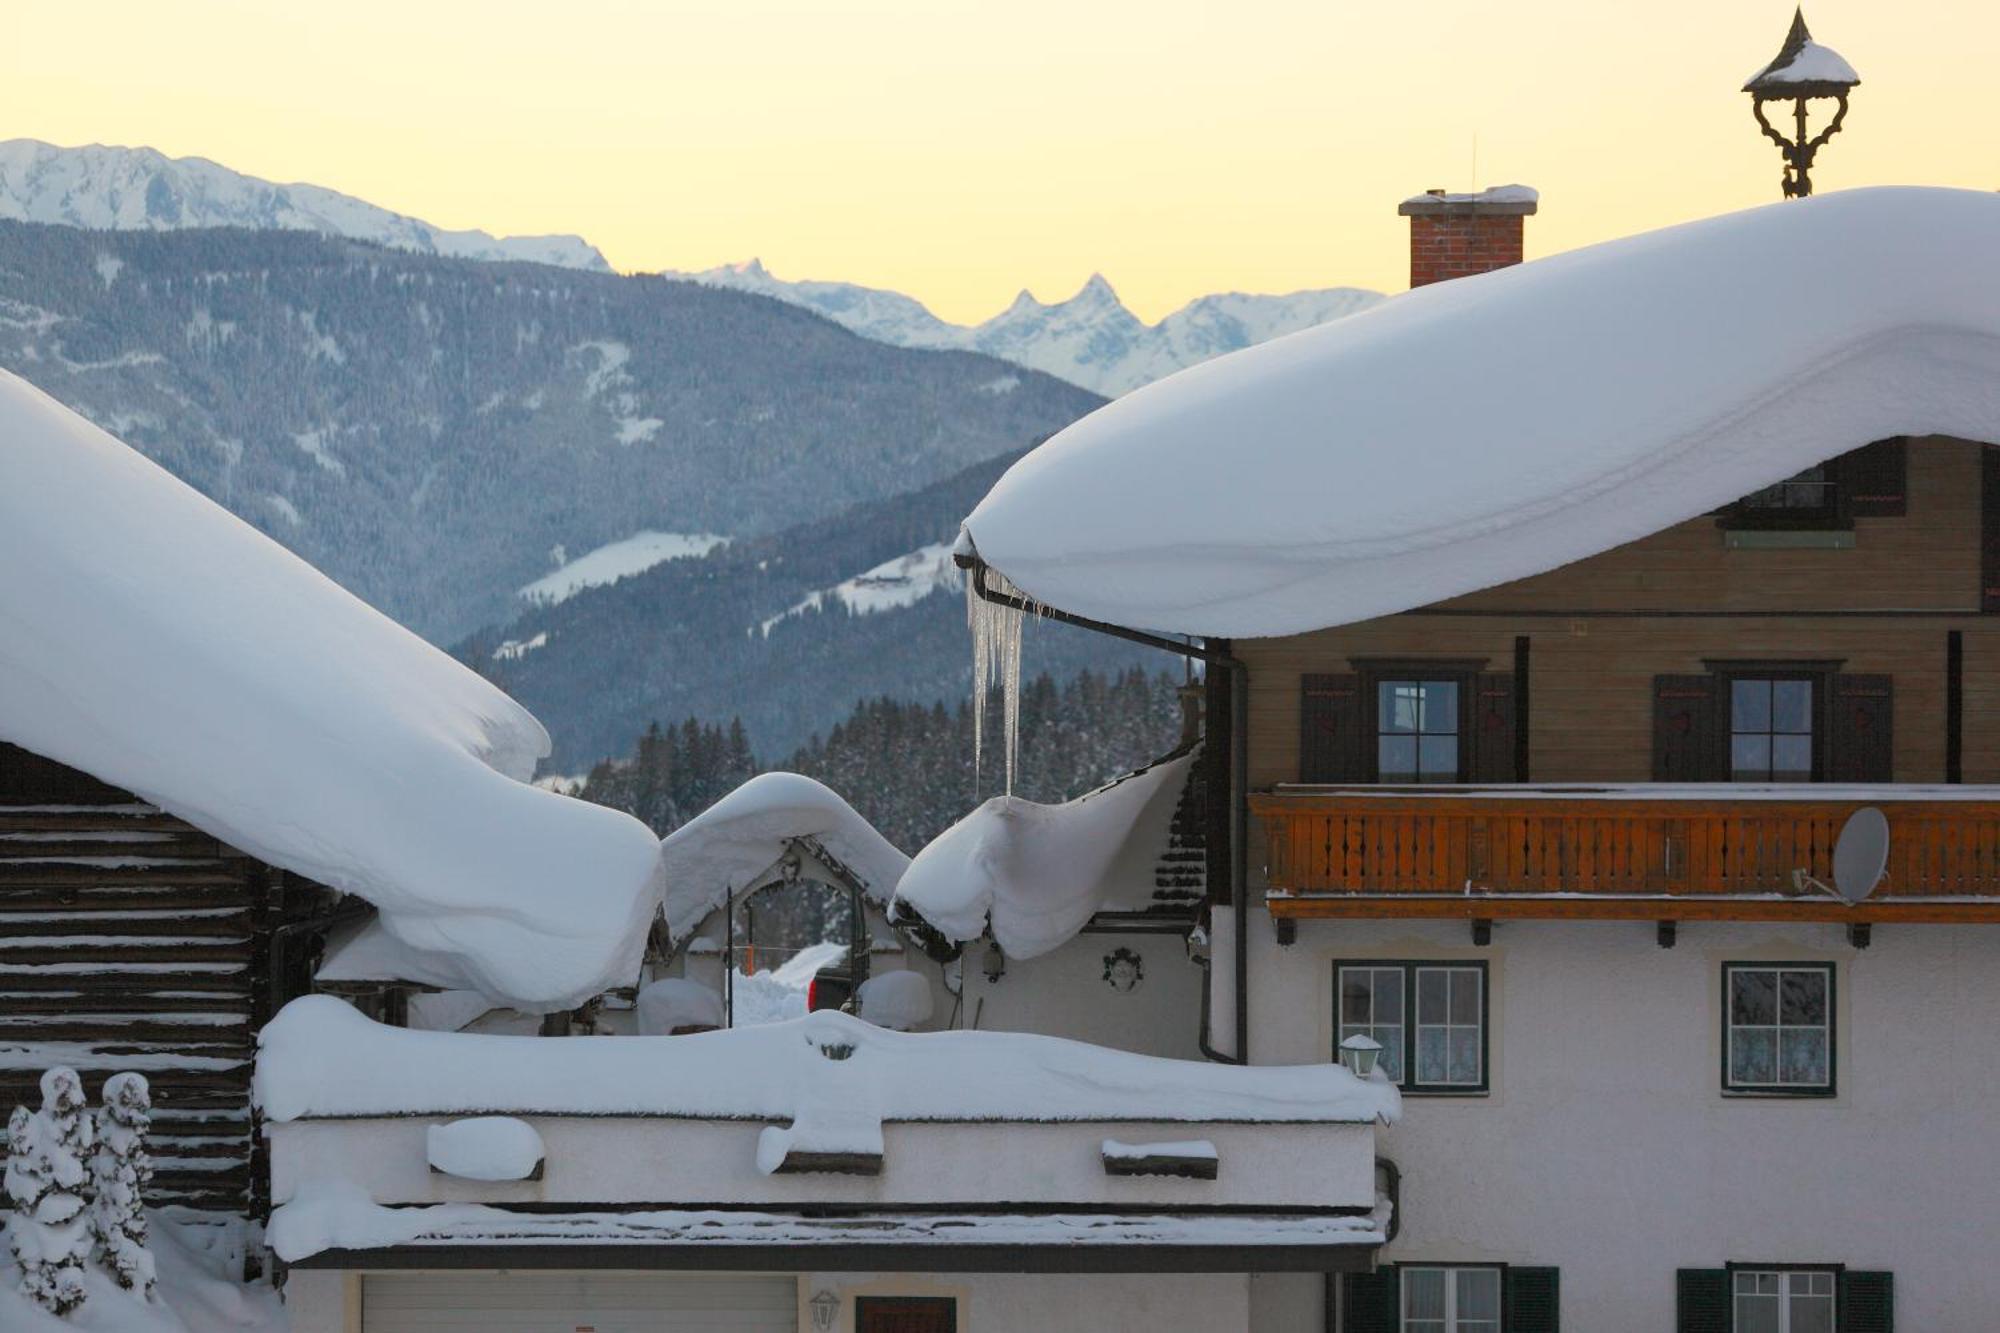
xmin=1251 ymin=786 xmax=2000 ymax=923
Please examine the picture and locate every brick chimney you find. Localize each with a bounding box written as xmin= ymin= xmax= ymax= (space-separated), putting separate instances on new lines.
xmin=1397 ymin=185 xmax=1539 ymax=288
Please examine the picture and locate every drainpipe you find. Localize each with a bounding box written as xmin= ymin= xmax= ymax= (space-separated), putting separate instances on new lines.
xmin=959 ymin=551 xmax=1250 ymax=1063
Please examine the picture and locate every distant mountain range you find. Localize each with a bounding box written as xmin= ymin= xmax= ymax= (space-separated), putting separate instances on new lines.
xmin=671 ymin=259 xmax=1384 ymax=396
xmin=472 ymin=445 xmax=1158 ymax=770
xmin=0 ymin=139 xmax=609 ymax=271
xmin=0 ymin=220 xmax=1099 ymax=641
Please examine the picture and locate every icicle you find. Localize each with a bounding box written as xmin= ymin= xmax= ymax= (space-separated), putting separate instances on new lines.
xmin=966 ymin=563 xmax=1032 ymax=795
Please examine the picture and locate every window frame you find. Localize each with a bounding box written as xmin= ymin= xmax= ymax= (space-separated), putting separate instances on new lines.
xmin=1351 ymin=659 xmax=1487 ymax=785
xmin=1724 ymin=1262 xmax=1843 ymax=1333
xmin=1336 ymin=959 xmax=1491 ymax=1096
xmin=854 ymin=1295 xmax=959 ymax=1333
xmin=1395 ymin=1263 xmax=1508 ymax=1333
xmin=1716 ymin=461 xmax=1850 ymax=532
xmin=1721 ymin=962 xmax=1837 ymax=1098
xmin=1703 ymin=660 xmax=1841 ymax=785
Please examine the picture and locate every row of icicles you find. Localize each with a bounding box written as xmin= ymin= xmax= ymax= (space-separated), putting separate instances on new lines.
xmin=965 ymin=562 xmax=1039 ymax=797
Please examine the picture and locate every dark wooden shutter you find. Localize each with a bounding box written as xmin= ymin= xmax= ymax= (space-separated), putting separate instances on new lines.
xmin=1341 ymin=1269 xmax=1399 ymax=1333
xmin=1829 ymin=674 xmax=1894 ymax=783
xmin=1675 ymin=1269 xmax=1731 ymax=1333
xmin=1842 ymin=438 xmax=1907 ymax=517
xmin=1471 ymin=673 xmax=1518 ymax=783
xmin=1840 ymin=1271 xmax=1894 ymax=1332
xmin=1982 ymin=445 xmax=2000 ymax=613
xmin=1300 ymin=673 xmax=1364 ymax=783
xmin=1505 ymin=1267 xmax=1561 ymax=1332
xmin=1653 ymin=676 xmax=1720 ymax=782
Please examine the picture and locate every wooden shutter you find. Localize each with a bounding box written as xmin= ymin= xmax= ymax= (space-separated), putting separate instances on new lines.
xmin=1471 ymin=673 xmax=1518 ymax=783
xmin=1340 ymin=1269 xmax=1399 ymax=1333
xmin=1300 ymin=673 xmax=1364 ymax=783
xmin=1675 ymin=1269 xmax=1731 ymax=1333
xmin=1653 ymin=676 xmax=1720 ymax=782
xmin=1840 ymin=1271 xmax=1894 ymax=1332
xmin=1829 ymin=675 xmax=1894 ymax=783
xmin=1842 ymin=438 xmax=1907 ymax=517
xmin=1505 ymin=1267 xmax=1561 ymax=1332
xmin=1983 ymin=445 xmax=2000 ymax=613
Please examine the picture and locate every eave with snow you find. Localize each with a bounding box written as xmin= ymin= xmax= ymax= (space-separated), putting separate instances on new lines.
xmin=257 ymin=1000 xmax=1396 ymax=1273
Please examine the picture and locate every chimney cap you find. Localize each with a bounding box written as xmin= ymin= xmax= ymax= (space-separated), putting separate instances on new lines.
xmin=1399 ymin=184 xmax=1539 ymax=218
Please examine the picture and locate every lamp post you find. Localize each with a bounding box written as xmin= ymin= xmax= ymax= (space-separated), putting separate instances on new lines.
xmin=1743 ymin=8 xmax=1860 ymax=199
xmin=1338 ymin=1034 xmax=1383 ymax=1079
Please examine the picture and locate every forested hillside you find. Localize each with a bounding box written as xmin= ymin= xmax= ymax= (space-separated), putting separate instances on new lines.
xmin=0 ymin=220 xmax=1100 ymax=639
xmin=581 ymin=668 xmax=1189 ymax=852
xmin=470 ymin=445 xmax=1169 ymax=769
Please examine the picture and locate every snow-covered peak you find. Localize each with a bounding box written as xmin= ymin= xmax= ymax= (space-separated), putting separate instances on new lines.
xmin=671 ymin=257 xmax=1384 ymax=397
xmin=0 ymin=139 xmax=611 ymax=271
xmin=962 ymin=188 xmax=2000 ymax=639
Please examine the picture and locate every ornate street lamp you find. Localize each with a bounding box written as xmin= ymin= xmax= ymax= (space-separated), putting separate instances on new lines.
xmin=1743 ymin=8 xmax=1860 ymax=199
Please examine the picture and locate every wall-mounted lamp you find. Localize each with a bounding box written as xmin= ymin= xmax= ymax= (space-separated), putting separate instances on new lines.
xmin=1338 ymin=1033 xmax=1383 ymax=1080
xmin=809 ymin=1288 xmax=840 ymax=1331
xmin=982 ymin=938 xmax=1006 ymax=984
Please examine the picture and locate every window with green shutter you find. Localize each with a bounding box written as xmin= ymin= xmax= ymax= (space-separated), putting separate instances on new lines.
xmin=1341 ymin=1265 xmax=1559 ymax=1332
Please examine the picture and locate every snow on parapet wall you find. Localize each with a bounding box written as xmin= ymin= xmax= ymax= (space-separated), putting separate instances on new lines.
xmin=892 ymin=750 xmax=1194 ymax=959
xmin=255 ymin=995 xmax=1398 ymax=1125
xmin=962 ymin=189 xmax=2000 ymax=639
xmin=658 ymin=772 xmax=910 ymax=939
xmin=0 ymin=371 xmax=662 ymax=1010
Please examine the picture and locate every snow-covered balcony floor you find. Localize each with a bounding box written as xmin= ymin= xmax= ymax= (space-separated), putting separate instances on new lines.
xmin=1254 ymin=784 xmax=2000 ymax=922
xmin=258 ymin=1000 xmax=1396 ymax=1270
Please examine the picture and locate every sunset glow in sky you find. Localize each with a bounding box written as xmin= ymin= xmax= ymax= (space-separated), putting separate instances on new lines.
xmin=3 ymin=0 xmax=1993 ymax=322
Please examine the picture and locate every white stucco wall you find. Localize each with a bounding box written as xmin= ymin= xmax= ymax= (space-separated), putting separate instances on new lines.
xmin=948 ymin=932 xmax=1205 ymax=1057
xmin=1245 ymin=913 xmax=2000 ymax=1330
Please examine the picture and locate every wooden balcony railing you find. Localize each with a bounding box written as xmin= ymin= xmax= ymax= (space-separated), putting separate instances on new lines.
xmin=1251 ymin=786 xmax=2000 ymax=922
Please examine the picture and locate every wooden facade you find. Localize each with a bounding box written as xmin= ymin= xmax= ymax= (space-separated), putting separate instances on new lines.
xmin=0 ymin=742 xmax=330 ymax=1213
xmin=1239 ymin=436 xmax=2000 ymax=921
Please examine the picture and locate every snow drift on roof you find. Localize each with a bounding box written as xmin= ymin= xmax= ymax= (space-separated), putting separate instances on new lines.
xmin=658 ymin=772 xmax=910 ymax=940
xmin=256 ymin=994 xmax=1397 ymax=1125
xmin=961 ymin=189 xmax=2000 ymax=639
xmin=0 ymin=371 xmax=662 ymax=1010
xmin=891 ymin=750 xmax=1194 ymax=959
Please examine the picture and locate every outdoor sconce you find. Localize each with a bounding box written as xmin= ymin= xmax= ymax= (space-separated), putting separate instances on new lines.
xmin=982 ymin=938 xmax=1006 ymax=984
xmin=1339 ymin=1034 xmax=1383 ymax=1080
xmin=809 ymin=1288 xmax=840 ymax=1331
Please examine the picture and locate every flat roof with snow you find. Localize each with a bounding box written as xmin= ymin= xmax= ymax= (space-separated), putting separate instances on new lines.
xmin=960 ymin=189 xmax=2000 ymax=640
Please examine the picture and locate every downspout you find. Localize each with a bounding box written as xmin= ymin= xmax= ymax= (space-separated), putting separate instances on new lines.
xmin=959 ymin=551 xmax=1250 ymax=1063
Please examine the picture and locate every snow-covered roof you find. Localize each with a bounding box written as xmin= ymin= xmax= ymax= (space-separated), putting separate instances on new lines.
xmin=891 ymin=749 xmax=1196 ymax=959
xmin=268 ymin=1184 xmax=1385 ymax=1264
xmin=657 ymin=772 xmax=911 ymax=940
xmin=0 ymin=371 xmax=663 ymax=1011
xmin=255 ymin=995 xmax=1398 ymax=1125
xmin=960 ymin=189 xmax=2000 ymax=640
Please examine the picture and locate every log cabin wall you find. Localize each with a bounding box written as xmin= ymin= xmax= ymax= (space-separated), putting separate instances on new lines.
xmin=0 ymin=741 xmax=325 ymax=1214
xmin=1240 ymin=437 xmax=1996 ymax=789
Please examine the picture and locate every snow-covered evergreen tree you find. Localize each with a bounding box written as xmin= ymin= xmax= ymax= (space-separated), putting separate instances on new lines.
xmin=91 ymin=1072 xmax=156 ymax=1297
xmin=5 ymin=1066 xmax=95 ymax=1315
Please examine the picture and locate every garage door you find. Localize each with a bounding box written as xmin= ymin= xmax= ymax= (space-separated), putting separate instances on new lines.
xmin=361 ymin=1274 xmax=797 ymax=1333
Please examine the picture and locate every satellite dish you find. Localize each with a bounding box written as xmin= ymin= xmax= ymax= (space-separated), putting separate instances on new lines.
xmin=1830 ymin=807 xmax=1890 ymax=904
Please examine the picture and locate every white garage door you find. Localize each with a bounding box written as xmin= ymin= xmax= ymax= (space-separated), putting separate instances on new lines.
xmin=361 ymin=1273 xmax=797 ymax=1333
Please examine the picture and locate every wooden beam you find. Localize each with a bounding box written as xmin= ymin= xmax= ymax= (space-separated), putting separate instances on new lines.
xmin=1266 ymin=895 xmax=2000 ymax=925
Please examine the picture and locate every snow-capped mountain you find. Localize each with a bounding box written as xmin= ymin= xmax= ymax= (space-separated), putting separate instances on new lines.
xmin=673 ymin=259 xmax=1383 ymax=395
xmin=0 ymin=139 xmax=609 ymax=271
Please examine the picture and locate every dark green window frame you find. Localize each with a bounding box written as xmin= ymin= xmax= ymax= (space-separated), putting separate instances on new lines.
xmin=1336 ymin=959 xmax=1490 ymax=1096
xmin=1721 ymin=962 xmax=1836 ymax=1098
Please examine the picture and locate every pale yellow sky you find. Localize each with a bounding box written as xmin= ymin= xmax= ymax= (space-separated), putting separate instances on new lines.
xmin=2 ymin=1 xmax=1992 ymax=323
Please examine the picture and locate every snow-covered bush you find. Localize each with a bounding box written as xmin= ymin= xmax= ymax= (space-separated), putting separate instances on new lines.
xmin=92 ymin=1072 xmax=156 ymax=1296
xmin=5 ymin=1066 xmax=95 ymax=1315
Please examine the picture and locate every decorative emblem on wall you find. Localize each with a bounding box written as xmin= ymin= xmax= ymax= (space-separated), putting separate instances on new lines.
xmin=1102 ymin=947 xmax=1144 ymax=992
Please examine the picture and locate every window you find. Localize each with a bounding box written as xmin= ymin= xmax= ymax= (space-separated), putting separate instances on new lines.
xmin=1377 ymin=679 xmax=1460 ymax=783
xmin=1733 ymin=1269 xmax=1835 ymax=1333
xmin=1724 ymin=964 xmax=1833 ymax=1095
xmin=1729 ymin=677 xmax=1816 ymax=782
xmin=1401 ymin=1266 xmax=1501 ymax=1333
xmin=1730 ymin=464 xmax=1842 ymax=527
xmin=855 ymin=1296 xmax=957 ymax=1333
xmin=1338 ymin=962 xmax=1487 ymax=1093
